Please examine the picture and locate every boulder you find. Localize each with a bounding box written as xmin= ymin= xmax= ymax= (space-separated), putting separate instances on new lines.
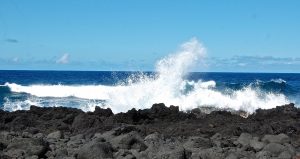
xmin=236 ymin=133 xmax=252 ymax=147
xmin=72 ymin=113 xmax=99 ymax=132
xmin=263 ymin=143 xmax=285 ymax=156
xmin=54 ymin=148 xmax=68 ymax=158
xmin=0 ymin=131 xmax=11 ymax=145
xmin=184 ymin=136 xmax=212 ymax=150
xmin=77 ymin=138 xmax=113 ymax=159
xmin=249 ymin=137 xmax=265 ymax=151
xmin=67 ymin=134 xmax=85 ymax=147
xmin=195 ymin=147 xmax=225 ymax=159
xmin=111 ymin=131 xmax=147 ymax=151
xmin=278 ymin=151 xmax=293 ymax=159
xmin=144 ymin=132 xmax=164 ymax=152
xmin=22 ymin=131 xmax=33 ymax=138
xmin=284 ymin=143 xmax=296 ymax=155
xmin=159 ymin=146 xmax=187 ymax=159
xmin=262 ymin=133 xmax=290 ymax=144
xmin=33 ymin=133 xmax=45 ymax=139
xmin=47 ymin=131 xmax=62 ymax=140
xmin=225 ymin=153 xmax=238 ymax=159
xmin=255 ymin=151 xmax=272 ymax=159
xmin=114 ymin=149 xmax=137 ymax=159
xmin=25 ymin=155 xmax=39 ymax=159
xmin=5 ymin=138 xmax=48 ymax=158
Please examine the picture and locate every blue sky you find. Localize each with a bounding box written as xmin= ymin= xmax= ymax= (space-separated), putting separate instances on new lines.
xmin=0 ymin=0 xmax=299 ymax=72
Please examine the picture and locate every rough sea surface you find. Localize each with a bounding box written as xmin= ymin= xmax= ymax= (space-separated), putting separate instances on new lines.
xmin=0 ymin=70 xmax=299 ymax=113
xmin=0 ymin=39 xmax=299 ymax=113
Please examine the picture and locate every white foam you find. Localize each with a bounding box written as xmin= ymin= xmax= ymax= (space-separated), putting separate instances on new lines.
xmin=5 ymin=38 xmax=291 ymax=113
xmin=5 ymin=83 xmax=111 ymax=99
xmin=271 ymin=78 xmax=286 ymax=84
xmin=2 ymin=96 xmax=104 ymax=112
xmin=3 ymin=97 xmax=38 ymax=112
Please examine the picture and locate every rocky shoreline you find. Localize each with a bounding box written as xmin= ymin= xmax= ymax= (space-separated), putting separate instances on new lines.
xmin=1 ymin=103 xmax=300 ymax=159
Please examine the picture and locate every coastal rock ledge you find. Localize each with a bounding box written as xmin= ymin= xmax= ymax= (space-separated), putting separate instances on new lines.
xmin=1 ymin=103 xmax=300 ymax=158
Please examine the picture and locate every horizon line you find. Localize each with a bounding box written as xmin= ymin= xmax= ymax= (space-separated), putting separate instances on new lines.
xmin=0 ymin=69 xmax=299 ymax=74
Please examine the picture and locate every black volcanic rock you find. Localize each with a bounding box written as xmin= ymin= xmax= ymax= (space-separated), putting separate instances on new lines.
xmin=0 ymin=103 xmax=300 ymax=158
xmin=77 ymin=139 xmax=114 ymax=159
xmin=93 ymin=106 xmax=113 ymax=117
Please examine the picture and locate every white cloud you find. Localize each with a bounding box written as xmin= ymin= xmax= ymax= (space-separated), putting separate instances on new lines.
xmin=206 ymin=55 xmax=300 ymax=72
xmin=238 ymin=63 xmax=247 ymax=67
xmin=56 ymin=53 xmax=69 ymax=64
xmin=12 ymin=57 xmax=19 ymax=62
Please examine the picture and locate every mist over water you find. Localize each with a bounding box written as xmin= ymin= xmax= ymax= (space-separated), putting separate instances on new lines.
xmin=1 ymin=38 xmax=295 ymax=113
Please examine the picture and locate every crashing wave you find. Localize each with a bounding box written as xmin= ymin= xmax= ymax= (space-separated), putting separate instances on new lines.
xmin=4 ymin=38 xmax=291 ymax=113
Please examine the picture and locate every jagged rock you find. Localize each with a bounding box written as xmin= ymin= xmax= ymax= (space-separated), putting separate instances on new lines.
xmin=93 ymin=106 xmax=113 ymax=117
xmin=71 ymin=113 xmax=93 ymax=131
xmin=191 ymin=108 xmax=206 ymax=118
xmin=67 ymin=134 xmax=84 ymax=147
xmin=0 ymin=103 xmax=300 ymax=158
xmin=113 ymin=126 xmax=139 ymax=136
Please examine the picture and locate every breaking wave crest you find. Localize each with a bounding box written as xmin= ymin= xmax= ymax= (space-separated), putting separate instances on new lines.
xmin=3 ymin=38 xmax=291 ymax=113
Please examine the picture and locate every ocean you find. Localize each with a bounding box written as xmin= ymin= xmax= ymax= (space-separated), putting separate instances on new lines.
xmin=0 ymin=70 xmax=299 ymax=113
xmin=1 ymin=40 xmax=299 ymax=113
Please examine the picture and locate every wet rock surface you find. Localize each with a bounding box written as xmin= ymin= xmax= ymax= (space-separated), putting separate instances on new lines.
xmin=0 ymin=103 xmax=300 ymax=158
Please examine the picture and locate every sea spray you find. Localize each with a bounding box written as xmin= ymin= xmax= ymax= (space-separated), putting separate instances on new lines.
xmin=3 ymin=38 xmax=291 ymax=113
xmin=106 ymin=38 xmax=290 ymax=112
xmin=106 ymin=38 xmax=207 ymax=112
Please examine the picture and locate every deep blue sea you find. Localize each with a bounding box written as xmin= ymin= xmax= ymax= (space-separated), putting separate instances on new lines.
xmin=0 ymin=70 xmax=299 ymax=113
